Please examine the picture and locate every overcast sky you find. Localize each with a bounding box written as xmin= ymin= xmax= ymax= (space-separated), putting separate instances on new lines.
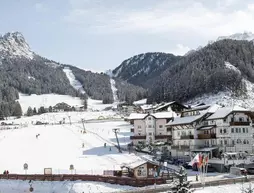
xmin=1 ymin=0 xmax=254 ymax=72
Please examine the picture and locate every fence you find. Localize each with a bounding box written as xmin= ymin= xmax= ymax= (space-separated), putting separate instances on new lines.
xmin=0 ymin=174 xmax=166 ymax=187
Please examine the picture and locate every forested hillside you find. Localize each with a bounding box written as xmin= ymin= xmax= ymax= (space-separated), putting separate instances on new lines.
xmin=148 ymin=39 xmax=253 ymax=103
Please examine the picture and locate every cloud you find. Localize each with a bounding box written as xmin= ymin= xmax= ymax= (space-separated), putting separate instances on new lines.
xmin=35 ymin=2 xmax=47 ymax=13
xmin=168 ymin=44 xmax=191 ymax=56
xmin=64 ymin=0 xmax=254 ymax=39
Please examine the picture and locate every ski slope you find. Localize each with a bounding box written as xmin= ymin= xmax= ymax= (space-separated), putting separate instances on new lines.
xmin=0 ymin=111 xmax=142 ymax=192
xmin=63 ymin=67 xmax=86 ymax=94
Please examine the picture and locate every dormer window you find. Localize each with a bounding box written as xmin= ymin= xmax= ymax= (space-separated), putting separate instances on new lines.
xmin=148 ymin=117 xmax=152 ymax=120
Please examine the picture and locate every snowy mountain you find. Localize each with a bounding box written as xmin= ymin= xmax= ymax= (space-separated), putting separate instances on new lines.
xmin=112 ymin=52 xmax=181 ymax=88
xmin=0 ymin=32 xmax=35 ymax=59
xmin=0 ymin=31 xmax=147 ymax=116
xmin=217 ymin=31 xmax=254 ymax=41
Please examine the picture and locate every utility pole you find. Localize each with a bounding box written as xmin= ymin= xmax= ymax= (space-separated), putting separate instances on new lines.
xmin=81 ymin=119 xmax=86 ymax=133
xmin=68 ymin=115 xmax=71 ymax=125
xmin=112 ymin=128 xmax=122 ymax=153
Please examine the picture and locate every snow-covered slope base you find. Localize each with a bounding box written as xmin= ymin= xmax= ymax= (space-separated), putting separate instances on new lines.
xmin=187 ymin=79 xmax=254 ymax=109
xmin=0 ymin=113 xmax=138 ymax=174
xmin=17 ymin=93 xmax=83 ymax=112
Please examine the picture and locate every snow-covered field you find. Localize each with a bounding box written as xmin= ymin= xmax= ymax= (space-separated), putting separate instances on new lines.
xmin=0 ymin=180 xmax=136 ymax=193
xmin=0 ymin=102 xmax=142 ymax=192
xmin=194 ymin=182 xmax=254 ymax=193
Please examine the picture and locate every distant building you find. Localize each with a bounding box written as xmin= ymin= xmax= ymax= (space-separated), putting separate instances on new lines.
xmin=155 ymin=101 xmax=188 ymax=113
xmin=166 ymin=104 xmax=254 ymax=156
xmin=121 ymin=159 xmax=159 ymax=178
xmin=53 ymin=102 xmax=72 ymax=112
xmin=128 ymin=112 xmax=176 ymax=145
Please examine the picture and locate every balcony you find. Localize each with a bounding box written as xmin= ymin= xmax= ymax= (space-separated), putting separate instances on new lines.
xmin=180 ymin=135 xmax=194 ymax=139
xmin=130 ymin=135 xmax=146 ymax=140
xmin=171 ymin=145 xmax=190 ymax=150
xmin=197 ymin=133 xmax=216 ymax=139
xmin=230 ymin=121 xmax=250 ymax=126
xmin=155 ymin=135 xmax=172 ymax=140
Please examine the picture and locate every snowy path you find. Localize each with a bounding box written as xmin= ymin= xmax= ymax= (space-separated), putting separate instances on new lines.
xmin=110 ymin=78 xmax=118 ymax=102
xmin=63 ymin=67 xmax=86 ymax=94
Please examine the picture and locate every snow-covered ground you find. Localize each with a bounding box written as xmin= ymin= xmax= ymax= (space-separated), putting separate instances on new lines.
xmin=17 ymin=93 xmax=117 ymax=113
xmin=0 ymin=180 xmax=136 ymax=193
xmin=17 ymin=93 xmax=83 ymax=113
xmin=0 ymin=109 xmax=145 ymax=192
xmin=187 ymin=78 xmax=254 ymax=109
xmin=194 ymin=182 xmax=254 ymax=193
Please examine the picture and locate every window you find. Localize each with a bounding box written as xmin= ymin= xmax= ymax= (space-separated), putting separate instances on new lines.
xmin=247 ymin=140 xmax=250 ymax=144
xmin=247 ymin=118 xmax=250 ymax=122
xmin=148 ymin=117 xmax=151 ymax=120
xmin=224 ymin=140 xmax=227 ymax=145
xmin=220 ymin=129 xmax=223 ymax=134
xmin=232 ymin=140 xmax=235 ymax=145
xmin=243 ymin=140 xmax=247 ymax=144
xmin=239 ymin=128 xmax=241 ymax=133
xmin=246 ymin=128 xmax=249 ymax=133
xmin=149 ymin=132 xmax=152 ymax=136
xmin=223 ymin=128 xmax=227 ymax=134
xmin=159 ymin=125 xmax=163 ymax=128
xmin=177 ymin=131 xmax=180 ymax=136
xmin=236 ymin=128 xmax=238 ymax=133
xmin=239 ymin=117 xmax=243 ymax=122
xmin=220 ymin=140 xmax=223 ymax=145
xmin=237 ymin=139 xmax=241 ymax=144
xmin=137 ymin=166 xmax=145 ymax=176
xmin=138 ymin=125 xmax=141 ymax=129
xmin=231 ymin=128 xmax=234 ymax=133
xmin=231 ymin=118 xmax=234 ymax=122
xmin=223 ymin=118 xmax=227 ymax=122
xmin=189 ymin=131 xmax=192 ymax=135
xmin=243 ymin=128 xmax=245 ymax=133
xmin=148 ymin=125 xmax=152 ymax=128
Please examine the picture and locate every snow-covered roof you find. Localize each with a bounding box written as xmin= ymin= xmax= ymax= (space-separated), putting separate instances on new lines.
xmin=152 ymin=112 xmax=176 ymax=119
xmin=140 ymin=104 xmax=154 ymax=110
xmin=127 ymin=113 xmax=147 ymax=120
xmin=133 ymin=98 xmax=147 ymax=105
xmin=192 ymin=147 xmax=218 ymax=152
xmin=155 ymin=101 xmax=176 ymax=111
xmin=122 ymin=159 xmax=158 ymax=169
xmin=207 ymin=104 xmax=221 ymax=113
xmin=128 ymin=112 xmax=175 ymax=120
xmin=207 ymin=106 xmax=250 ymax=120
xmin=166 ymin=112 xmax=207 ymax=126
xmin=185 ymin=104 xmax=211 ymax=111
xmin=197 ymin=126 xmax=215 ymax=130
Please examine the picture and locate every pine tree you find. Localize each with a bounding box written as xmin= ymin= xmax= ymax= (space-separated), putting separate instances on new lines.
xmin=26 ymin=107 xmax=33 ymax=116
xmin=33 ymin=107 xmax=37 ymax=115
xmin=38 ymin=106 xmax=46 ymax=114
xmin=83 ymin=99 xmax=88 ymax=110
xmin=13 ymin=102 xmax=22 ymax=117
xmin=49 ymin=106 xmax=53 ymax=112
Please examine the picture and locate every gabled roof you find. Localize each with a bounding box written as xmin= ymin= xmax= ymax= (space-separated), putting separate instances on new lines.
xmin=152 ymin=112 xmax=176 ymax=119
xmin=166 ymin=112 xmax=207 ymax=126
xmin=183 ymin=104 xmax=211 ymax=112
xmin=127 ymin=113 xmax=148 ymax=120
xmin=207 ymin=106 xmax=250 ymax=120
xmin=155 ymin=101 xmax=188 ymax=112
xmin=122 ymin=159 xmax=158 ymax=169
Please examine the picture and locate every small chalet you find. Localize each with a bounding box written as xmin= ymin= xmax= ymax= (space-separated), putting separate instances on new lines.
xmin=53 ymin=102 xmax=72 ymax=112
xmin=155 ymin=101 xmax=188 ymax=113
xmin=121 ymin=159 xmax=159 ymax=178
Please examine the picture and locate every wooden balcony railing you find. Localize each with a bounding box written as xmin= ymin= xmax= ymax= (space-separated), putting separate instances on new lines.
xmin=130 ymin=135 xmax=146 ymax=140
xmin=230 ymin=121 xmax=250 ymax=126
xmin=180 ymin=135 xmax=194 ymax=139
xmin=197 ymin=133 xmax=216 ymax=139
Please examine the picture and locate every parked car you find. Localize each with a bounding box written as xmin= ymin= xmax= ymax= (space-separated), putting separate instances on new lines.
xmin=182 ymin=162 xmax=192 ymax=169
